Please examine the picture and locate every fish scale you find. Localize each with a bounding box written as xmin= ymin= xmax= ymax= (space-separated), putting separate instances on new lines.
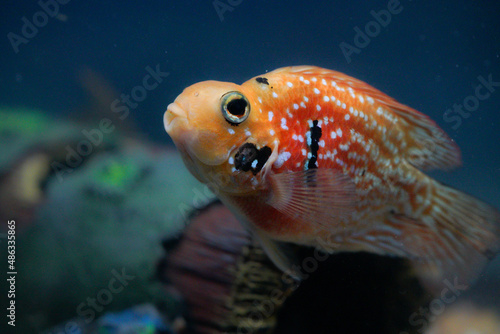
xmin=164 ymin=65 xmax=500 ymax=293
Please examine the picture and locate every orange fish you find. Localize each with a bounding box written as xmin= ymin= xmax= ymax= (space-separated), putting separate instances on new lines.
xmin=164 ymin=66 xmax=499 ymax=292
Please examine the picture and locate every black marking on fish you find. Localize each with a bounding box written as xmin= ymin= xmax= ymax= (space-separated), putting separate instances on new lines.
xmin=235 ymin=143 xmax=258 ymax=172
xmin=256 ymin=77 xmax=269 ymax=85
xmin=254 ymin=146 xmax=272 ymax=174
xmin=234 ymin=143 xmax=272 ymax=175
xmin=307 ymin=120 xmax=322 ymax=170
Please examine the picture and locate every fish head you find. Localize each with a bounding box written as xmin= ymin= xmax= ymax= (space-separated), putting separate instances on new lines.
xmin=164 ymin=80 xmax=278 ymax=194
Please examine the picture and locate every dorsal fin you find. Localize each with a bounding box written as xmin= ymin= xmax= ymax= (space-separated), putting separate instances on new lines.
xmin=377 ymin=98 xmax=462 ymax=171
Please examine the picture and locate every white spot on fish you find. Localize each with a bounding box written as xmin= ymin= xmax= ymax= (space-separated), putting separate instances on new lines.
xmin=319 ymin=140 xmax=325 ymax=147
xmin=287 ymin=81 xmax=293 ymax=88
xmin=336 ymin=100 xmax=341 ymax=106
xmin=304 ymin=96 xmax=309 ymax=102
xmin=292 ymin=134 xmax=298 ymax=140
xmin=251 ymin=160 xmax=258 ymax=169
xmin=269 ymin=129 xmax=275 ymax=135
xmin=367 ymin=96 xmax=374 ymax=104
xmin=353 ymin=109 xmax=358 ymax=117
xmin=258 ymin=97 xmax=262 ymax=104
xmin=228 ymin=157 xmax=234 ymax=164
xmin=272 ymin=92 xmax=278 ymax=98
xmin=268 ymin=111 xmax=274 ymax=121
xmin=316 ymin=104 xmax=321 ymax=111
xmin=281 ymin=118 xmax=288 ymax=130
xmin=245 ymin=129 xmax=252 ymax=136
xmin=311 ymin=77 xmax=317 ymax=82
xmin=341 ymin=103 xmax=346 ymax=109
xmin=274 ymin=151 xmax=291 ymax=168
xmin=376 ymin=107 xmax=383 ymax=115
xmin=330 ymin=131 xmax=337 ymax=139
xmin=306 ymin=131 xmax=312 ymax=146
xmin=331 ymin=81 xmax=337 ymax=86
xmin=339 ymin=144 xmax=349 ymax=151
xmin=313 ymin=88 xmax=320 ymax=94
xmin=228 ymin=128 xmax=235 ymax=135
xmin=298 ymin=135 xmax=304 ymax=142
xmin=336 ymin=128 xmax=343 ymax=137
xmin=299 ymin=76 xmax=304 ymax=81
xmin=321 ymin=79 xmax=327 ymax=85
xmin=345 ymin=114 xmax=350 ymax=120
xmin=293 ymin=103 xmax=299 ymax=110
xmin=323 ymin=116 xmax=329 ymax=125
xmin=304 ymin=79 xmax=310 ymax=84
xmin=300 ymin=102 xmax=306 ymax=108
xmin=301 ymin=148 xmax=307 ymax=156
xmin=359 ymin=96 xmax=364 ymax=103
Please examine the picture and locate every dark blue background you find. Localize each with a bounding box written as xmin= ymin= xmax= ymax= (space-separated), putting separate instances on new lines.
xmin=1 ymin=0 xmax=499 ymax=208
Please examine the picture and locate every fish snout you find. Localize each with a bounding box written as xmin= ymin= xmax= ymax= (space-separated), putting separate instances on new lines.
xmin=164 ymin=102 xmax=188 ymax=134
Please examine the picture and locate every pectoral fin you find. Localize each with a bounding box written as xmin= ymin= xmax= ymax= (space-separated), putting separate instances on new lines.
xmin=266 ymin=168 xmax=358 ymax=229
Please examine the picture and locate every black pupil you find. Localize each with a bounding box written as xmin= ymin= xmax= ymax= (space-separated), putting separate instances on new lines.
xmin=227 ymin=98 xmax=247 ymax=117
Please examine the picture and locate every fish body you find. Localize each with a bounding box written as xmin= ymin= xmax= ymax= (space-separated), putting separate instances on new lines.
xmin=164 ymin=66 xmax=499 ymax=291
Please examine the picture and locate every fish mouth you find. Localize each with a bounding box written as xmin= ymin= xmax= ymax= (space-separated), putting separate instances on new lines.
xmin=164 ymin=102 xmax=188 ymax=134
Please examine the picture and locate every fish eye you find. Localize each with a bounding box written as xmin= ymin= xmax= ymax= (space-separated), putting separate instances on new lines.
xmin=221 ymin=91 xmax=250 ymax=125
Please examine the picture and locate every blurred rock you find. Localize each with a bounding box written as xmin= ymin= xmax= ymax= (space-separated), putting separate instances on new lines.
xmin=44 ymin=303 xmax=179 ymax=334
xmin=95 ymin=303 xmax=177 ymax=334
xmin=161 ymin=202 xmax=294 ymax=334
xmin=0 ymin=104 xmax=220 ymax=333
xmin=1 ymin=137 xmax=211 ymax=332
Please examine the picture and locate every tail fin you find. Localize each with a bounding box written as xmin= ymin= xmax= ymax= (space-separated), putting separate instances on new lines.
xmin=409 ymin=182 xmax=500 ymax=292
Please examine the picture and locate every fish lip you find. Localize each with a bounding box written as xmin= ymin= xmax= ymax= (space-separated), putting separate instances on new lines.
xmin=164 ymin=102 xmax=188 ymax=133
